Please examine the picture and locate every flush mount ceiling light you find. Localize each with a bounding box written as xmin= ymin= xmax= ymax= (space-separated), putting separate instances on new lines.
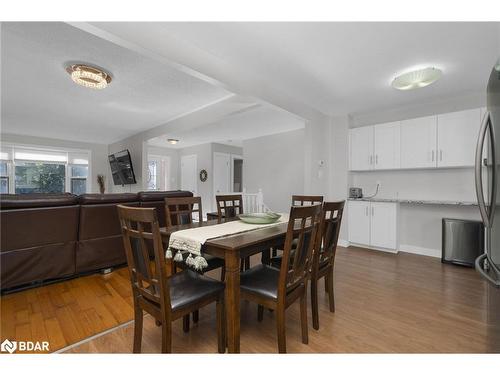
xmin=391 ymin=67 xmax=442 ymax=91
xmin=167 ymin=139 xmax=179 ymax=145
xmin=66 ymin=64 xmax=112 ymax=90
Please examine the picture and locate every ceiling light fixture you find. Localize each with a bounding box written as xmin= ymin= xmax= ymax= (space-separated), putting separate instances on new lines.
xmin=391 ymin=67 xmax=442 ymax=91
xmin=167 ymin=139 xmax=179 ymax=145
xmin=66 ymin=64 xmax=112 ymax=90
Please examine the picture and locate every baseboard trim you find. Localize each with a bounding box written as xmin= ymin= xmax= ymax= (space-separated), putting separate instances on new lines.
xmin=347 ymin=242 xmax=398 ymax=254
xmin=399 ymin=244 xmax=441 ymax=258
xmin=338 ymin=239 xmax=350 ymax=248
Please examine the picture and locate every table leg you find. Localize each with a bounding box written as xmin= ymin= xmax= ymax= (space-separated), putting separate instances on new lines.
xmin=225 ymin=250 xmax=240 ymax=353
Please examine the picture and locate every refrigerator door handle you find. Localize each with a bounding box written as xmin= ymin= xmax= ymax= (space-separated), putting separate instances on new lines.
xmin=475 ymin=253 xmax=500 ymax=287
xmin=475 ymin=111 xmax=492 ymax=228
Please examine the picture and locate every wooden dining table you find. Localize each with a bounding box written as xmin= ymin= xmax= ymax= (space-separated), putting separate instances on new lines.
xmin=160 ymin=218 xmax=288 ymax=353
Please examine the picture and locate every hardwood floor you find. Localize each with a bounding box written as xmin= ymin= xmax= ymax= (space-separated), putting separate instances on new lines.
xmin=2 ymin=246 xmax=499 ymax=353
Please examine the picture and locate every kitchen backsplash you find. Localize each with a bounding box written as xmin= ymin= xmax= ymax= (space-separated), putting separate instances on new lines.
xmin=350 ymin=168 xmax=476 ymax=203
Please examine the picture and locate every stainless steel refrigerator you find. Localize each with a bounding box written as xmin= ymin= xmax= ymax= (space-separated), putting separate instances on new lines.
xmin=474 ymin=63 xmax=500 ymax=352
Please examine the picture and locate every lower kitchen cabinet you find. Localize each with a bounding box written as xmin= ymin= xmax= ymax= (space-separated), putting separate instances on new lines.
xmin=348 ymin=200 xmax=399 ymax=252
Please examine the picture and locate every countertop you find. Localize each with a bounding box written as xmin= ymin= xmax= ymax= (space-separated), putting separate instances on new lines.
xmin=347 ymin=197 xmax=478 ymax=206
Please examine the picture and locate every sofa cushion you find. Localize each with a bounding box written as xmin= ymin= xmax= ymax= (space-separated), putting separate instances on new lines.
xmin=79 ymin=193 xmax=139 ymax=205
xmin=138 ymin=190 xmax=193 ymax=202
xmin=0 ymin=193 xmax=79 ymax=209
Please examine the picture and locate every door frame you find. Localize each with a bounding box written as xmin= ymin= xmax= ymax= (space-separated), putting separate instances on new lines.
xmin=230 ymin=154 xmax=244 ymax=193
xmin=213 ymin=152 xmax=231 ymax=196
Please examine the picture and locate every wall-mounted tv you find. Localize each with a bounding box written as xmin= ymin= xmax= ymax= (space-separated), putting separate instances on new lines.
xmin=108 ymin=150 xmax=137 ymax=186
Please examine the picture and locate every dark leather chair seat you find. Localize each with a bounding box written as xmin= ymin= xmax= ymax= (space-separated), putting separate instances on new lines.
xmin=169 ymin=270 xmax=224 ymax=311
xmin=240 ymin=264 xmax=280 ymax=300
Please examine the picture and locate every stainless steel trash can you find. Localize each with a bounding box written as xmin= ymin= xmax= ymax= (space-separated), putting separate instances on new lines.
xmin=442 ymin=218 xmax=484 ymax=267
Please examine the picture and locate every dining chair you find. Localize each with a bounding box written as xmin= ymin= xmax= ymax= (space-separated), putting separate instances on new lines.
xmin=215 ymin=194 xmax=250 ymax=270
xmin=292 ymin=195 xmax=324 ymax=206
xmin=165 ymin=196 xmax=225 ymax=327
xmin=268 ymin=195 xmax=325 ymax=266
xmin=310 ymin=201 xmax=345 ymax=330
xmin=117 ymin=205 xmax=225 ymax=353
xmin=239 ymin=204 xmax=322 ymax=353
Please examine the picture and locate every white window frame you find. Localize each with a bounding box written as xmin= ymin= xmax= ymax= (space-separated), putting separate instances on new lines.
xmin=0 ymin=142 xmax=92 ymax=195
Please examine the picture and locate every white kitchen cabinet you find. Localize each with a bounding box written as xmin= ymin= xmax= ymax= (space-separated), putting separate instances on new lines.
xmin=373 ymin=122 xmax=400 ymax=170
xmin=400 ymin=116 xmax=437 ymax=169
xmin=349 ymin=126 xmax=374 ymax=171
xmin=348 ymin=200 xmax=371 ymax=245
xmin=348 ymin=200 xmax=398 ymax=252
xmin=437 ymin=108 xmax=481 ymax=167
xmin=369 ymin=201 xmax=398 ymax=249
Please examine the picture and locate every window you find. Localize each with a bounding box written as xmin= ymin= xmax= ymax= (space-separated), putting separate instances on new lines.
xmin=15 ymin=162 xmax=66 ymax=194
xmin=147 ymin=160 xmax=158 ymax=190
xmin=0 ymin=161 xmax=9 ymax=193
xmin=1 ymin=143 xmax=90 ymax=195
xmin=70 ymin=165 xmax=88 ymax=195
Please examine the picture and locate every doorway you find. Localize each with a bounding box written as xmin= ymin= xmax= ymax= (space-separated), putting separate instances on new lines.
xmin=232 ymin=156 xmax=243 ymax=192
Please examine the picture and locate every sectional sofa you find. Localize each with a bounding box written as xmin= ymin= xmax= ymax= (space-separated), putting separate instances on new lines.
xmin=0 ymin=190 xmax=192 ymax=292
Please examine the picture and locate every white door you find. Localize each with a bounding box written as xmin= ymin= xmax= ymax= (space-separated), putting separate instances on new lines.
xmin=437 ymin=108 xmax=481 ymax=167
xmin=400 ymin=116 xmax=437 ymax=169
xmin=349 ymin=126 xmax=374 ymax=171
xmin=370 ymin=202 xmax=398 ymax=250
xmin=180 ymin=154 xmax=197 ymax=194
xmin=348 ymin=200 xmax=370 ymax=245
xmin=213 ymin=152 xmax=231 ymax=195
xmin=374 ymin=121 xmax=400 ymax=170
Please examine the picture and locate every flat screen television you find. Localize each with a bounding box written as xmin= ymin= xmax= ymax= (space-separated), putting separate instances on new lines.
xmin=108 ymin=150 xmax=137 ymax=186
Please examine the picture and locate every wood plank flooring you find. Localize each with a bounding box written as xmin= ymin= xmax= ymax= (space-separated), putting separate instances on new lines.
xmin=2 ymin=246 xmax=499 ymax=353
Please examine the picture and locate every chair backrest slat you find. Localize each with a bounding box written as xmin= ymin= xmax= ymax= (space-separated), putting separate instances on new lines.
xmin=165 ymin=196 xmax=203 ymax=227
xmin=313 ymin=201 xmax=345 ymax=273
xmin=279 ymin=205 xmax=322 ymax=297
xmin=292 ymin=195 xmax=324 ymax=206
xmin=215 ymin=194 xmax=243 ymax=221
xmin=117 ymin=205 xmax=171 ymax=313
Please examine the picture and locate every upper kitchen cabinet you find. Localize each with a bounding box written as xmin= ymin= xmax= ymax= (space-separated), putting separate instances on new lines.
xmin=400 ymin=116 xmax=437 ymax=169
xmin=349 ymin=126 xmax=374 ymax=171
xmin=373 ymin=122 xmax=400 ymax=170
xmin=436 ymin=109 xmax=482 ymax=167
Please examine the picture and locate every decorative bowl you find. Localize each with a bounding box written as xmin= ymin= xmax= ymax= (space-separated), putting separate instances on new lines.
xmin=238 ymin=212 xmax=282 ymax=224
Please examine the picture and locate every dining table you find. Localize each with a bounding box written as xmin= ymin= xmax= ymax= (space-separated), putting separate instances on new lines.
xmin=160 ymin=218 xmax=288 ymax=353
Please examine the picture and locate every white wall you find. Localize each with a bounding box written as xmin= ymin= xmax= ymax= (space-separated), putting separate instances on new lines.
xmin=243 ymin=129 xmax=305 ymax=213
xmin=329 ymin=116 xmax=350 ymax=243
xmin=0 ymin=133 xmax=110 ymax=193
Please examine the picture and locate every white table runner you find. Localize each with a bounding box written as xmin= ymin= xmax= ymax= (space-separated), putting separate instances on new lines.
xmin=167 ymin=214 xmax=288 ymax=270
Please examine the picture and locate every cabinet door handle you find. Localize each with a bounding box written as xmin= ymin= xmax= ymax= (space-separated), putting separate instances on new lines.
xmin=369 ymin=155 xmax=373 ymax=165
xmin=431 ymin=150 xmax=435 ymax=161
xmin=371 ymin=207 xmax=374 ymax=216
xmin=440 ymin=149 xmax=443 ymax=161
xmin=365 ymin=206 xmax=368 ymax=216
xmin=375 ymin=155 xmax=378 ymax=164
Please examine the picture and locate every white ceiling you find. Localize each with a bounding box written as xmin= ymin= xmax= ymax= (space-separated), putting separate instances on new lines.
xmin=147 ymin=104 xmax=304 ymax=149
xmin=132 ymin=22 xmax=499 ymax=116
xmin=1 ymin=22 xmax=230 ymax=144
xmin=2 ymin=22 xmax=499 ymax=146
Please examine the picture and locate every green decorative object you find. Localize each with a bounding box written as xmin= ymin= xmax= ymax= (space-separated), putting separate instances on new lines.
xmin=238 ymin=212 xmax=281 ymax=224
